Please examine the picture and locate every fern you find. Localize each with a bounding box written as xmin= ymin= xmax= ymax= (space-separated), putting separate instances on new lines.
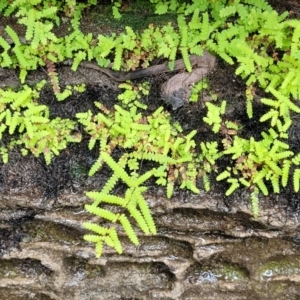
xmin=136 ymin=195 xmax=156 ymax=234
xmin=119 ymin=214 xmax=139 ymax=245
xmin=83 ymin=223 xmax=122 ymax=257
xmin=250 ymin=187 xmax=260 ymax=219
xmin=4 ymin=0 xmax=300 ymax=258
xmin=293 ymin=169 xmax=300 ymax=193
xmin=101 ymin=151 xmax=133 ymax=187
xmin=225 ymin=179 xmax=240 ymax=196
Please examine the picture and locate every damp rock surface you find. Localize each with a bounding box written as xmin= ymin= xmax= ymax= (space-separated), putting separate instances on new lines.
xmin=1 ymin=1 xmax=300 ymax=299
xmin=1 ymin=188 xmax=300 ymax=300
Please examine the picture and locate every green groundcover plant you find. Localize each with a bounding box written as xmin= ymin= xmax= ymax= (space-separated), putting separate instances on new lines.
xmin=0 ymin=0 xmax=300 ymax=257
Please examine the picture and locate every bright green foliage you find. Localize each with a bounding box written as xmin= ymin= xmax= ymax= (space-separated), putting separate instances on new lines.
xmin=117 ymin=81 xmax=149 ymax=109
xmin=77 ymin=82 xmax=215 ymax=257
xmin=294 ymin=169 xmax=300 ymax=193
xmin=0 ymin=82 xmax=81 ymax=164
xmin=203 ymin=101 xmax=227 ymax=133
xmin=197 ymin=141 xmax=222 ymax=191
xmin=0 ymin=0 xmax=93 ymax=96
xmin=2 ymin=0 xmax=300 ymax=257
xmin=217 ymin=128 xmax=300 ymax=215
xmin=82 ymin=152 xmax=157 ymax=256
xmin=250 ymin=187 xmax=260 ymax=219
xmin=76 ymin=82 xmax=199 ymax=194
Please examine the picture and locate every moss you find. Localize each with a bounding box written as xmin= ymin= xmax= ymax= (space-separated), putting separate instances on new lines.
xmin=22 ymin=220 xmax=82 ymax=244
xmin=207 ymin=262 xmax=249 ymax=282
xmin=189 ymin=262 xmax=249 ymax=283
xmin=257 ymin=255 xmax=300 ymax=279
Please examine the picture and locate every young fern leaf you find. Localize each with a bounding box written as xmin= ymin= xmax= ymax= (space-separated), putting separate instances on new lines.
xmin=0 ymin=36 xmax=10 ymax=51
xmin=95 ymin=240 xmax=103 ymax=258
xmin=101 ymin=173 xmax=120 ymax=195
xmin=250 ymin=188 xmax=260 ymax=219
xmin=5 ymin=25 xmax=21 ymax=46
xmin=88 ymin=155 xmax=104 ymax=176
xmin=101 ymin=151 xmax=132 ymax=187
xmin=167 ymin=180 xmax=174 ymax=199
xmin=239 ymin=178 xmax=251 ymax=187
xmin=271 ymin=174 xmax=280 ymax=193
xmin=293 ymin=169 xmax=300 ymax=192
xmin=216 ymin=170 xmax=231 ymax=181
xmin=256 ymin=179 xmax=268 ymax=196
xmin=85 ymin=204 xmax=118 ymax=222
xmin=292 ymin=153 xmax=300 ymax=166
xmin=135 ymin=169 xmax=156 ymax=186
xmin=113 ymin=45 xmax=123 ymax=70
xmin=181 ymin=47 xmax=192 ymax=72
xmin=83 ymin=222 xmax=109 ymax=236
xmin=282 ymin=160 xmax=291 ymax=187
xmin=127 ymin=203 xmax=150 ymax=234
xmin=225 ymin=179 xmax=240 ymax=196
xmin=87 ymin=191 xmax=124 ymax=208
xmin=136 ymin=194 xmax=156 ymax=235
xmin=199 ymin=12 xmax=210 ymax=41
xmin=119 ymin=214 xmax=139 ymax=245
xmin=109 ymin=228 xmax=122 ymax=254
xmin=83 ymin=223 xmax=122 ymax=256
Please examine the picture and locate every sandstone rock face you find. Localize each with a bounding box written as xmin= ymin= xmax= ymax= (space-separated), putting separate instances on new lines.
xmin=1 ymin=180 xmax=300 ymax=300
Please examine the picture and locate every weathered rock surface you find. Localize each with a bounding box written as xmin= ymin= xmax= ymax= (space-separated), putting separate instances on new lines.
xmin=1 ymin=183 xmax=300 ymax=300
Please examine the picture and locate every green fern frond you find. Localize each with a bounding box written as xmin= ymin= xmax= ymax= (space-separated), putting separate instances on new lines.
xmin=135 ymin=169 xmax=156 ymax=186
xmin=216 ymin=170 xmax=231 ymax=181
xmin=293 ymin=169 xmax=300 ymax=192
xmin=188 ymin=8 xmax=200 ymax=30
xmin=271 ymin=174 xmax=280 ymax=193
xmin=0 ymin=36 xmax=11 ymax=51
xmin=85 ymin=204 xmax=118 ymax=222
xmin=181 ymin=48 xmax=192 ymax=72
xmin=8 ymin=112 xmax=20 ymax=134
xmin=250 ymin=188 xmax=260 ymax=219
xmin=83 ymin=222 xmax=109 ymax=236
xmin=108 ymin=228 xmax=122 ymax=254
xmin=256 ymin=179 xmax=268 ymax=196
xmin=5 ymin=25 xmax=21 ymax=46
xmin=87 ymin=191 xmax=124 ymax=208
xmin=253 ymin=167 xmax=268 ymax=184
xmin=166 ymin=181 xmax=174 ymax=199
xmin=181 ymin=179 xmax=200 ymax=193
xmin=83 ymin=224 xmax=122 ymax=257
xmin=119 ymin=214 xmax=139 ymax=245
xmin=292 ymin=153 xmax=300 ymax=166
xmin=113 ymin=45 xmax=123 ymax=70
xmin=136 ymin=194 xmax=156 ymax=235
xmin=282 ymin=160 xmax=291 ymax=187
xmin=101 ymin=151 xmax=132 ymax=187
xmin=199 ymin=12 xmax=210 ymax=41
xmin=239 ymin=177 xmax=250 ymax=187
xmin=225 ymin=179 xmax=240 ymax=196
xmin=219 ymin=5 xmax=237 ymax=18
xmin=132 ymin=151 xmax=176 ymax=165
xmin=95 ymin=241 xmax=103 ymax=258
xmin=127 ymin=200 xmax=150 ymax=234
xmin=88 ymin=156 xmax=104 ymax=176
xmin=101 ymin=173 xmax=120 ymax=195
xmin=84 ymin=234 xmax=102 ymax=243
